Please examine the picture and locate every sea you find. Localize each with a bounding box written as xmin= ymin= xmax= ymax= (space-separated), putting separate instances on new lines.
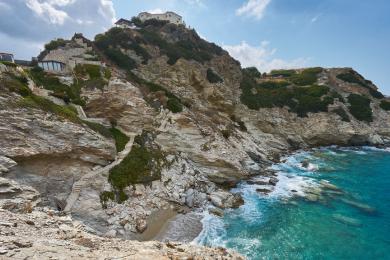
xmin=194 ymin=146 xmax=390 ymax=259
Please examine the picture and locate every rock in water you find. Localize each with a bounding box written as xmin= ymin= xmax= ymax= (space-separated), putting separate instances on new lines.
xmin=333 ymin=214 xmax=362 ymax=227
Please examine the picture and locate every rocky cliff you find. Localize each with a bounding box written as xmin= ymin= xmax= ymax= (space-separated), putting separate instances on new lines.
xmin=0 ymin=18 xmax=389 ymax=259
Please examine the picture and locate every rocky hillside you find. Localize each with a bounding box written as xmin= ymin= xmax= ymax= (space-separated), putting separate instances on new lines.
xmin=1 ymin=17 xmax=390 ymax=258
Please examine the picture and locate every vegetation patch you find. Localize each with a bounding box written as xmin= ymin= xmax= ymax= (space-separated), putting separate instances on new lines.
xmin=332 ymin=107 xmax=350 ymax=122
xmin=99 ymin=191 xmax=115 ymax=209
xmin=74 ymin=64 xmax=102 ymax=79
xmin=206 ymin=68 xmax=223 ymax=83
xmin=347 ymin=94 xmax=373 ymax=122
xmin=243 ymin=67 xmax=262 ymax=78
xmin=289 ymin=67 xmax=323 ymax=86
xmin=29 ymin=66 xmax=87 ymax=106
xmin=240 ymin=69 xmax=334 ymax=117
xmin=110 ymin=127 xmax=130 ymax=152
xmin=380 ymin=100 xmax=390 ymax=111
xmin=270 ymin=69 xmax=296 ymax=78
xmin=337 ymin=70 xmax=384 ymax=99
xmin=82 ymin=121 xmax=129 ymax=152
xmin=44 ymin=38 xmax=67 ymax=51
xmin=108 ymin=131 xmax=165 ymax=203
xmin=0 ymin=61 xmax=17 ymax=67
xmin=19 ymin=95 xmax=81 ymax=123
xmin=128 ymin=72 xmax=183 ymax=113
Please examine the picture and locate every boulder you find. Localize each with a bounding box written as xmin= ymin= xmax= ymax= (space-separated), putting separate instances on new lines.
xmin=208 ymin=207 xmax=224 ymax=217
xmin=136 ymin=218 xmax=147 ymax=233
xmin=209 ymin=191 xmax=244 ymax=209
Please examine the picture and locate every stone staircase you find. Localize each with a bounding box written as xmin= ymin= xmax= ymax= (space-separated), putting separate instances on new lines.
xmin=64 ymin=134 xmax=135 ymax=212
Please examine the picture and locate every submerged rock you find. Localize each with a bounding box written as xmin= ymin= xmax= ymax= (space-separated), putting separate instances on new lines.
xmin=340 ymin=198 xmax=376 ymax=213
xmin=333 ymin=214 xmax=362 ymax=227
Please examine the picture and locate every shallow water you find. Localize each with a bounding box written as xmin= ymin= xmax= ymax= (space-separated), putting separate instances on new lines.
xmin=195 ymin=147 xmax=390 ymax=259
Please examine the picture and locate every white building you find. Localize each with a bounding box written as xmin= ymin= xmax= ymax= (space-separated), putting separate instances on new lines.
xmin=115 ymin=19 xmax=136 ymax=29
xmin=137 ymin=11 xmax=184 ymax=25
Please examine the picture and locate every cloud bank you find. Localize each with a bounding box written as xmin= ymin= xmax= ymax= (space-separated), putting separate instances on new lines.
xmin=223 ymin=41 xmax=308 ymax=73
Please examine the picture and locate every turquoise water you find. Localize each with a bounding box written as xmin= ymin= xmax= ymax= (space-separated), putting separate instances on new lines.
xmin=196 ymin=147 xmax=390 ymax=259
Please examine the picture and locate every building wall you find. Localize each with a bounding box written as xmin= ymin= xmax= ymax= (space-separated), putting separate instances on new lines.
xmin=0 ymin=53 xmax=14 ymax=63
xmin=138 ymin=12 xmax=183 ymax=25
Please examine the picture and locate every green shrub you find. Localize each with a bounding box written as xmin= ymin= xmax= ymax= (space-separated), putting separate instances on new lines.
xmin=240 ymin=68 xmax=333 ymax=117
xmin=0 ymin=61 xmax=17 ymax=67
xmin=19 ymin=95 xmax=80 ymax=123
xmin=221 ymin=129 xmax=232 ymax=139
xmin=44 ymin=38 xmax=67 ymax=51
xmin=243 ymin=67 xmax=262 ymax=78
xmin=82 ymin=121 xmax=112 ymax=137
xmin=333 ymin=107 xmax=350 ymax=122
xmin=380 ymin=100 xmax=390 ymax=111
xmin=337 ymin=70 xmax=384 ymax=99
xmin=82 ymin=122 xmax=129 ymax=152
xmin=104 ymin=68 xmax=112 ymax=79
xmin=99 ymin=191 xmax=115 ymax=208
xmin=75 ymin=64 xmax=101 ymax=79
xmin=290 ymin=67 xmax=322 ymax=86
xmin=347 ymin=94 xmax=373 ymax=122
xmin=108 ymin=132 xmax=164 ymax=202
xmin=166 ymin=98 xmax=183 ymax=113
xmin=3 ymin=73 xmax=32 ymax=97
xmin=127 ymin=72 xmax=184 ymax=113
xmin=270 ymin=69 xmax=296 ymax=77
xmin=110 ymin=127 xmax=130 ymax=152
xmin=206 ymin=68 xmax=223 ymax=83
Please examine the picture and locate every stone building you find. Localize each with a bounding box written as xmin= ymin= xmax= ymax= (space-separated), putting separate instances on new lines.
xmin=137 ymin=11 xmax=184 ymax=25
xmin=115 ymin=18 xmax=136 ymax=29
xmin=0 ymin=53 xmax=14 ymax=63
xmin=39 ymin=34 xmax=104 ymax=74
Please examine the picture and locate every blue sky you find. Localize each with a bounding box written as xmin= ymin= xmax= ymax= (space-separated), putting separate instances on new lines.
xmin=1 ymin=0 xmax=389 ymax=94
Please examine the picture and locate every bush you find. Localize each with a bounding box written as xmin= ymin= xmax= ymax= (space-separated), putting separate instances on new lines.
xmin=3 ymin=73 xmax=32 ymax=97
xmin=347 ymin=94 xmax=373 ymax=122
xmin=380 ymin=100 xmax=390 ymax=111
xmin=110 ymin=127 xmax=130 ymax=152
xmin=75 ymin=64 xmax=101 ymax=79
xmin=100 ymin=191 xmax=115 ymax=208
xmin=290 ymin=67 xmax=323 ymax=86
xmin=240 ymin=68 xmax=334 ymax=117
xmin=127 ymin=72 xmax=183 ymax=113
xmin=337 ymin=70 xmax=384 ymax=99
xmin=333 ymin=107 xmax=350 ymax=122
xmin=206 ymin=68 xmax=223 ymax=83
xmin=19 ymin=95 xmax=80 ymax=123
xmin=270 ymin=69 xmax=296 ymax=78
xmin=44 ymin=38 xmax=67 ymax=51
xmin=0 ymin=61 xmax=17 ymax=67
xmin=243 ymin=67 xmax=262 ymax=78
xmin=221 ymin=129 xmax=232 ymax=139
xmin=108 ymin=132 xmax=164 ymax=202
xmin=166 ymin=97 xmax=183 ymax=113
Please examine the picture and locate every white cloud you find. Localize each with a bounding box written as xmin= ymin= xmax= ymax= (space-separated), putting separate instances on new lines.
xmin=310 ymin=14 xmax=321 ymax=23
xmin=26 ymin=0 xmax=69 ymax=25
xmin=223 ymin=41 xmax=308 ymax=73
xmin=0 ymin=0 xmax=116 ymax=59
xmin=148 ymin=8 xmax=165 ymax=14
xmin=236 ymin=0 xmax=271 ymax=20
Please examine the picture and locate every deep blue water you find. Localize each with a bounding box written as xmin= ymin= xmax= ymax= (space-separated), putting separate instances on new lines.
xmin=195 ymin=147 xmax=390 ymax=259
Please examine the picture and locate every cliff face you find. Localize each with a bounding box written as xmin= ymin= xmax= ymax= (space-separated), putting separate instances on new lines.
xmin=0 ymin=19 xmax=389 ymax=258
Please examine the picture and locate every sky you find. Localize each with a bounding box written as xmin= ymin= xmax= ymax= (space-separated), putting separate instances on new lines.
xmin=0 ymin=0 xmax=389 ymax=94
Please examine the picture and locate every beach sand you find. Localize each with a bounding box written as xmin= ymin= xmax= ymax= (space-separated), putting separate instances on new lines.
xmin=153 ymin=212 xmax=203 ymax=243
xmin=137 ymin=207 xmax=178 ymax=241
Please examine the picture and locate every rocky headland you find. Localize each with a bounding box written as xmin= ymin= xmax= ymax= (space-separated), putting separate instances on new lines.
xmin=0 ymin=17 xmax=389 ymax=259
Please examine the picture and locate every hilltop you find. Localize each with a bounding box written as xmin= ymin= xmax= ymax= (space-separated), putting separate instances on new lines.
xmin=0 ymin=15 xmax=390 ymax=258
